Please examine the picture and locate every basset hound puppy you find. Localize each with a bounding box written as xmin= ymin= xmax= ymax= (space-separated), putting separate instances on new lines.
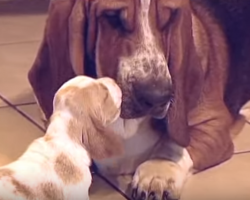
xmin=28 ymin=0 xmax=250 ymax=199
xmin=0 ymin=76 xmax=123 ymax=199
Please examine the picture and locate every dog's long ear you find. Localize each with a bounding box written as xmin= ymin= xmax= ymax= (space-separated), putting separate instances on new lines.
xmin=163 ymin=1 xmax=204 ymax=147
xmin=83 ymin=119 xmax=124 ymax=160
xmin=28 ymin=0 xmax=96 ymax=120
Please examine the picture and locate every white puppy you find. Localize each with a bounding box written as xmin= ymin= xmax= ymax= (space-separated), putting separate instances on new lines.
xmin=0 ymin=76 xmax=123 ymax=200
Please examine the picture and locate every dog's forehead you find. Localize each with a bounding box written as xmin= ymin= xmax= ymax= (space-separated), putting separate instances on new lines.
xmin=98 ymin=77 xmax=122 ymax=105
xmin=141 ymin=0 xmax=151 ymax=9
xmin=54 ymin=76 xmax=98 ymax=104
xmin=60 ymin=76 xmax=96 ymax=91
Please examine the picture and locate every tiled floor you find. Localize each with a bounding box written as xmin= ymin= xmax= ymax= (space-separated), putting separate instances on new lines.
xmin=0 ymin=1 xmax=250 ymax=200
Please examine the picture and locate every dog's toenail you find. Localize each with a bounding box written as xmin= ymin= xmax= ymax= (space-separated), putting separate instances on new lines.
xmin=163 ymin=191 xmax=169 ymax=199
xmin=149 ymin=191 xmax=155 ymax=199
xmin=140 ymin=191 xmax=146 ymax=200
xmin=132 ymin=188 xmax=138 ymax=199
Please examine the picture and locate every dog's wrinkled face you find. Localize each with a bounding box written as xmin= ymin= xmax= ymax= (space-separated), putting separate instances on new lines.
xmin=93 ymin=0 xmax=177 ymax=119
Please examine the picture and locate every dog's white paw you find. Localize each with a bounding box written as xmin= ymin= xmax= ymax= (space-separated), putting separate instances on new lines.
xmin=131 ymin=159 xmax=189 ymax=200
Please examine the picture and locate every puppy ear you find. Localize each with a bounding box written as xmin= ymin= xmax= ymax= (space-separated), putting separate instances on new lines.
xmin=163 ymin=2 xmax=204 ymax=147
xmin=83 ymin=121 xmax=124 ymax=160
xmin=28 ymin=0 xmax=97 ymax=120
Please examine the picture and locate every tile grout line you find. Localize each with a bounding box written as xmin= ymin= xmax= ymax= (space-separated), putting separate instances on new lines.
xmin=0 ymin=94 xmax=45 ymax=132
xmin=15 ymin=102 xmax=37 ymax=106
xmin=0 ymin=40 xmax=41 ymax=46
xmin=96 ymin=172 xmax=131 ymax=200
xmin=0 ymin=101 xmax=37 ymax=108
xmin=233 ymin=150 xmax=250 ymax=155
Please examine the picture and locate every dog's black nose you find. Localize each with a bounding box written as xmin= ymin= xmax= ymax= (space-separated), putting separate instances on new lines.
xmin=133 ymin=77 xmax=172 ymax=110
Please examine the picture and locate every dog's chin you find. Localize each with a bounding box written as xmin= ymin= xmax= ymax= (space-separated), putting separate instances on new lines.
xmin=120 ymin=108 xmax=147 ymax=119
xmin=150 ymin=110 xmax=167 ymax=119
xmin=120 ymin=102 xmax=148 ymax=119
xmin=120 ymin=101 xmax=170 ymax=119
xmin=150 ymin=103 xmax=170 ymax=119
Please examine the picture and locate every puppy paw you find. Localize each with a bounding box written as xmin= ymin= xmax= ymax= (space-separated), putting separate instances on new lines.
xmin=131 ymin=159 xmax=189 ymax=200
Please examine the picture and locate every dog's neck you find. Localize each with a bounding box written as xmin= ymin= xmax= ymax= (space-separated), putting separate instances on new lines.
xmin=15 ymin=111 xmax=89 ymax=167
xmin=45 ymin=110 xmax=82 ymax=145
xmin=109 ymin=117 xmax=148 ymax=139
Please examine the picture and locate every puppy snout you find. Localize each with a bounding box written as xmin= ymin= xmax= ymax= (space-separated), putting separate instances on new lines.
xmin=98 ymin=77 xmax=122 ymax=108
xmin=133 ymin=77 xmax=172 ymax=110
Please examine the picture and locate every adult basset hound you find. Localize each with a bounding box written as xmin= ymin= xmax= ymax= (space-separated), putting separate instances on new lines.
xmin=28 ymin=0 xmax=250 ymax=199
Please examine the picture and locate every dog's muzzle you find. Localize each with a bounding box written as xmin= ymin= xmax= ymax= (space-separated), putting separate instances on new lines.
xmin=132 ymin=76 xmax=173 ymax=119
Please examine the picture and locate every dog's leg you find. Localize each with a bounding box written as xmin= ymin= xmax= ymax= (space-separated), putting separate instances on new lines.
xmin=131 ymin=138 xmax=194 ymax=200
xmin=131 ymin=105 xmax=236 ymax=200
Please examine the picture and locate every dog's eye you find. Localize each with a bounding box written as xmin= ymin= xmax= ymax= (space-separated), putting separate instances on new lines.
xmin=103 ymin=9 xmax=129 ymax=31
xmin=157 ymin=8 xmax=178 ymax=30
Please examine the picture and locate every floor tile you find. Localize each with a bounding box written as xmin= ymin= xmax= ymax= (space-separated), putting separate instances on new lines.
xmin=240 ymin=101 xmax=250 ymax=123
xmin=181 ymin=153 xmax=250 ymax=200
xmin=0 ymin=42 xmax=41 ymax=104
xmin=0 ymin=13 xmax=47 ymax=44
xmin=0 ymin=107 xmax=43 ymax=166
xmin=234 ymin=122 xmax=250 ymax=153
xmin=17 ymin=103 xmax=45 ymax=129
xmin=90 ymin=175 xmax=127 ymax=200
xmin=99 ymin=174 xmax=132 ymax=197
xmin=0 ymin=98 xmax=7 ymax=107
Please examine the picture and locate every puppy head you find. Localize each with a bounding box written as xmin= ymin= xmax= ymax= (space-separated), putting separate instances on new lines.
xmin=53 ymin=76 xmax=123 ymax=160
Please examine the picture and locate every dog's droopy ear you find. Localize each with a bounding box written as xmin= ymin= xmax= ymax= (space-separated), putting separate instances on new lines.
xmin=28 ymin=0 xmax=97 ymax=120
xmin=83 ymin=121 xmax=124 ymax=160
xmin=161 ymin=0 xmax=204 ymax=147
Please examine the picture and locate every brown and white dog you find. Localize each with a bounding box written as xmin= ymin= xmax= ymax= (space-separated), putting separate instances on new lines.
xmin=28 ymin=0 xmax=250 ymax=199
xmin=0 ymin=76 xmax=123 ymax=200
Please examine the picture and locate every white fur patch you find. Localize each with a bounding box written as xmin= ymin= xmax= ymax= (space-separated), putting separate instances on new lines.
xmin=58 ymin=76 xmax=95 ymax=91
xmin=117 ymin=0 xmax=171 ymax=86
xmin=97 ymin=77 xmax=122 ymax=110
xmin=140 ymin=0 xmax=154 ymax=43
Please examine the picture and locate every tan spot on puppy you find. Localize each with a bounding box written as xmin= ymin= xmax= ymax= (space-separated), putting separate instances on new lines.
xmin=54 ymin=153 xmax=83 ymax=185
xmin=0 ymin=168 xmax=13 ymax=178
xmin=66 ymin=119 xmax=82 ymax=144
xmin=44 ymin=134 xmax=54 ymax=142
xmin=0 ymin=169 xmax=34 ymax=198
xmin=11 ymin=178 xmax=34 ymax=199
xmin=41 ymin=182 xmax=64 ymax=200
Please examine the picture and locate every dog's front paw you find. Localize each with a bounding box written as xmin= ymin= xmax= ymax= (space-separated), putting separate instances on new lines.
xmin=131 ymin=159 xmax=189 ymax=200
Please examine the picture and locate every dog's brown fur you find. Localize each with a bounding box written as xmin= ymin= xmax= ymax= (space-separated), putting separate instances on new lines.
xmin=28 ymin=0 xmax=250 ymax=179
